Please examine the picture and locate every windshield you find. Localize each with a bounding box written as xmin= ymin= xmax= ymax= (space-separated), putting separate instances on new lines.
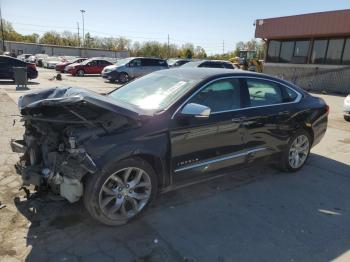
xmin=109 ymin=72 xmax=200 ymax=110
xmin=115 ymin=58 xmax=133 ymax=67
xmin=81 ymin=59 xmax=93 ymax=65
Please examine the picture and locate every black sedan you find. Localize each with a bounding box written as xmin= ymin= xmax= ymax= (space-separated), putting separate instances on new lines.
xmin=11 ymin=68 xmax=328 ymax=225
xmin=0 ymin=55 xmax=38 ymax=80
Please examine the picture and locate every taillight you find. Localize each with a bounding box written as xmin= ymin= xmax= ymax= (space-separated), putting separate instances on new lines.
xmin=325 ymin=105 xmax=330 ymax=114
xmin=27 ymin=63 xmax=36 ymax=70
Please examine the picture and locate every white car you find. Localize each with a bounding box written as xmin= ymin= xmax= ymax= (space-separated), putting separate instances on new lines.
xmin=43 ymin=56 xmax=62 ymax=69
xmin=344 ymin=94 xmax=350 ymax=121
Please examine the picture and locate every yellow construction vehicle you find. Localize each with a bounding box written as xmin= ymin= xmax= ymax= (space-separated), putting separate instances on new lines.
xmin=230 ymin=50 xmax=263 ymax=73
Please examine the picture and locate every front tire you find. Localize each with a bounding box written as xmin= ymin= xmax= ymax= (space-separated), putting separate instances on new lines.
xmin=344 ymin=115 xmax=350 ymax=122
xmin=279 ymin=130 xmax=311 ymax=172
xmin=118 ymin=72 xmax=129 ymax=84
xmin=77 ymin=69 xmax=85 ymax=77
xmin=83 ymin=157 xmax=158 ymax=226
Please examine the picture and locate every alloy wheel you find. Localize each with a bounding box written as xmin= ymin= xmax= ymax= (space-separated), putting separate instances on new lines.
xmin=288 ymin=135 xmax=310 ymax=169
xmin=119 ymin=73 xmax=129 ymax=83
xmin=98 ymin=167 xmax=152 ymax=220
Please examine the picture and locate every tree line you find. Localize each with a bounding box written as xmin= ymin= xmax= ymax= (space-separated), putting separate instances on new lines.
xmin=1 ymin=19 xmax=264 ymax=59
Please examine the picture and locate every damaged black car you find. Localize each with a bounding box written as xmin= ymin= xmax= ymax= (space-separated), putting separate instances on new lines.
xmin=11 ymin=68 xmax=328 ymax=225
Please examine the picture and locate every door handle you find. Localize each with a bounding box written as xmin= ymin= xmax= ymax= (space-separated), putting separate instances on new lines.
xmin=231 ymin=118 xmax=241 ymax=123
xmin=278 ymin=111 xmax=290 ymax=116
xmin=231 ymin=116 xmax=246 ymax=123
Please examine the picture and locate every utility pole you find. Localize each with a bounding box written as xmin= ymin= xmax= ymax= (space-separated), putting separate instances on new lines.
xmin=222 ymin=40 xmax=225 ymax=55
xmin=77 ymin=22 xmax=80 ymax=47
xmin=167 ymin=34 xmax=170 ymax=59
xmin=80 ymin=9 xmax=86 ymax=47
xmin=0 ymin=5 xmax=5 ymax=52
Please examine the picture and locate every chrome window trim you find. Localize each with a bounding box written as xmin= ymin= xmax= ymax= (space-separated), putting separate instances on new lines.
xmin=174 ymin=147 xmax=266 ymax=173
xmin=171 ymin=76 xmax=302 ymax=119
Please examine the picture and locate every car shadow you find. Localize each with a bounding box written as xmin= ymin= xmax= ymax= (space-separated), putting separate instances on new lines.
xmin=0 ymin=80 xmax=40 ymax=86
xmin=14 ymin=153 xmax=350 ymax=262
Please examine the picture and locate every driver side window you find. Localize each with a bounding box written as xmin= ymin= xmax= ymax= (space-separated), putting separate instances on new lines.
xmin=189 ymin=79 xmax=242 ymax=113
xmin=129 ymin=59 xmax=141 ymax=67
xmin=88 ymin=60 xmax=97 ymax=66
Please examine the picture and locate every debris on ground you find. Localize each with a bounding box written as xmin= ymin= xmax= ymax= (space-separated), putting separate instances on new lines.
xmin=0 ymin=201 xmax=6 ymax=209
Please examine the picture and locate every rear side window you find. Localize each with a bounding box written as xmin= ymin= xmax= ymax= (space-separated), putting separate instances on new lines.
xmin=223 ymin=63 xmax=234 ymax=69
xmin=157 ymin=60 xmax=168 ymax=66
xmin=246 ymin=79 xmax=283 ymax=107
xmin=142 ymin=59 xmax=167 ymax=67
xmin=190 ymin=79 xmax=241 ymax=112
xmin=0 ymin=57 xmax=24 ymax=66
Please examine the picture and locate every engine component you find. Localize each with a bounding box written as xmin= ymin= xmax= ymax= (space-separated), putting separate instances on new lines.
xmin=60 ymin=177 xmax=83 ymax=203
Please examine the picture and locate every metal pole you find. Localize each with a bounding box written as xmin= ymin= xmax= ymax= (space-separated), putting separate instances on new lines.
xmin=0 ymin=5 xmax=5 ymax=52
xmin=222 ymin=40 xmax=225 ymax=55
xmin=77 ymin=22 xmax=80 ymax=47
xmin=80 ymin=10 xmax=85 ymax=47
xmin=167 ymin=34 xmax=170 ymax=59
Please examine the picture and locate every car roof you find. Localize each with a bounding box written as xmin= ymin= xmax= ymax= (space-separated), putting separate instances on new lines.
xmin=156 ymin=68 xmax=308 ymax=95
xmin=155 ymin=68 xmax=287 ymax=82
xmin=128 ymin=57 xmax=166 ymax=61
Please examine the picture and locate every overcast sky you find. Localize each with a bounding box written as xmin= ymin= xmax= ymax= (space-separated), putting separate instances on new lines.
xmin=1 ymin=0 xmax=349 ymax=54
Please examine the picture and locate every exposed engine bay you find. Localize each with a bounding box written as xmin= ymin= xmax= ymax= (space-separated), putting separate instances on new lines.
xmin=11 ymin=87 xmax=138 ymax=203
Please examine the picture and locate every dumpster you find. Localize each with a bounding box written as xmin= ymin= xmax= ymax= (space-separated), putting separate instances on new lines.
xmin=13 ymin=67 xmax=27 ymax=90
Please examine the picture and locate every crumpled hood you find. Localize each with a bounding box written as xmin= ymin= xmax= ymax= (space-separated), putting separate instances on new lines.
xmin=18 ymin=87 xmax=145 ymax=120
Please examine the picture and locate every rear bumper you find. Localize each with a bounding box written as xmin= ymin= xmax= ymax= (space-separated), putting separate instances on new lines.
xmin=28 ymin=70 xmax=38 ymax=79
xmin=10 ymin=139 xmax=26 ymax=153
xmin=55 ymin=65 xmax=65 ymax=72
xmin=311 ymin=113 xmax=328 ymax=148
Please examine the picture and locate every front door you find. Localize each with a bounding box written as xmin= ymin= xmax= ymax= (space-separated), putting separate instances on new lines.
xmin=128 ymin=59 xmax=142 ymax=78
xmin=170 ymin=78 xmax=246 ymax=183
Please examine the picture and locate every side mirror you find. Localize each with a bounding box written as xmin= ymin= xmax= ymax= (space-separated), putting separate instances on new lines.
xmin=181 ymin=103 xmax=211 ymax=119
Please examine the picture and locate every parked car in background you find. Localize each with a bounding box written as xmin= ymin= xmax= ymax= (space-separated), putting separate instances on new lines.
xmin=167 ymin=58 xmax=191 ymax=67
xmin=344 ymin=94 xmax=350 ymax=121
xmin=11 ymin=68 xmax=328 ymax=225
xmin=35 ymin=54 xmax=48 ymax=67
xmin=0 ymin=55 xmax=38 ymax=80
xmin=181 ymin=60 xmax=237 ymax=69
xmin=43 ymin=56 xmax=63 ymax=69
xmin=27 ymin=55 xmax=37 ymax=64
xmin=67 ymin=58 xmax=113 ymax=76
xmin=17 ymin=54 xmax=32 ymax=62
xmin=101 ymin=57 xmax=168 ymax=83
xmin=55 ymin=57 xmax=87 ymax=73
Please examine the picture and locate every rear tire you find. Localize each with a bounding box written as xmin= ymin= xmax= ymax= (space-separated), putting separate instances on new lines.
xmin=344 ymin=115 xmax=350 ymax=122
xmin=278 ymin=130 xmax=311 ymax=172
xmin=83 ymin=157 xmax=158 ymax=226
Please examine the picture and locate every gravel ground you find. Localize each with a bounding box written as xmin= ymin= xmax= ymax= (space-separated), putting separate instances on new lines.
xmin=0 ymin=68 xmax=349 ymax=262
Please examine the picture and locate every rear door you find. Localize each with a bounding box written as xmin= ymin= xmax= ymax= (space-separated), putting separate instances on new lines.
xmin=240 ymin=77 xmax=301 ymax=160
xmin=170 ymin=77 xmax=247 ymax=183
xmin=140 ymin=58 xmax=156 ymax=75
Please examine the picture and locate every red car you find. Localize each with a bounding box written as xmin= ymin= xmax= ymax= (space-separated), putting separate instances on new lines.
xmin=67 ymin=58 xmax=113 ymax=76
xmin=55 ymin=58 xmax=87 ymax=73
